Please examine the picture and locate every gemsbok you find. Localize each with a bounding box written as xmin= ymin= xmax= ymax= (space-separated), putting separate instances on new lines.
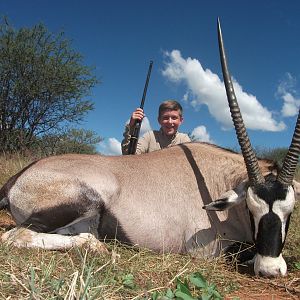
xmin=0 ymin=19 xmax=299 ymax=277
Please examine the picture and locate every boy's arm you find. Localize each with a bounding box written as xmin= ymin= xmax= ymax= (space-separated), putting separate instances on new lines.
xmin=122 ymin=108 xmax=145 ymax=155
xmin=121 ymin=124 xmax=133 ymax=155
xmin=121 ymin=125 xmax=150 ymax=155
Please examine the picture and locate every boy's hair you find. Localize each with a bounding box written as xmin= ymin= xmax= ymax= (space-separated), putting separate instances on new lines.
xmin=158 ymin=100 xmax=183 ymax=118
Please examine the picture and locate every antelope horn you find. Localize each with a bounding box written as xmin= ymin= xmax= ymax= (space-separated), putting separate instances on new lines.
xmin=277 ymin=109 xmax=300 ymax=185
xmin=217 ymin=18 xmax=265 ymax=186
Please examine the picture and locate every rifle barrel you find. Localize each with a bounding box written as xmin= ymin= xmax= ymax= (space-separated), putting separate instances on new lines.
xmin=140 ymin=60 xmax=153 ymax=109
xmin=127 ymin=61 xmax=153 ymax=155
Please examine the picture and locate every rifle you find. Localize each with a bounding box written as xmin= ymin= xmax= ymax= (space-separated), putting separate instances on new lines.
xmin=127 ymin=60 xmax=153 ymax=155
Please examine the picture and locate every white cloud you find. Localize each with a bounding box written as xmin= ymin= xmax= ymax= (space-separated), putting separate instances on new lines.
xmin=277 ymin=73 xmax=300 ymax=117
xmin=140 ymin=117 xmax=152 ymax=135
xmin=191 ymin=125 xmax=214 ymax=143
xmin=281 ymin=93 xmax=300 ymax=117
xmin=99 ymin=138 xmax=122 ymax=156
xmin=162 ymin=50 xmax=286 ymax=132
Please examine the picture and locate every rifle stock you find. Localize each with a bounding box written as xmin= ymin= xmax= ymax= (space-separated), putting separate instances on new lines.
xmin=127 ymin=61 xmax=153 ymax=155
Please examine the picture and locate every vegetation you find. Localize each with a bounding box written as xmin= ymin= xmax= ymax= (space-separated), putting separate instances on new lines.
xmin=0 ymin=17 xmax=99 ymax=153
xmin=0 ymin=239 xmax=230 ymax=300
xmin=151 ymin=272 xmax=222 ymax=299
xmin=32 ymin=128 xmax=103 ymax=155
xmin=254 ymin=147 xmax=288 ymax=165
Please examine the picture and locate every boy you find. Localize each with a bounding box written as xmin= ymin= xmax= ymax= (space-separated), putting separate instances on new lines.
xmin=122 ymin=100 xmax=190 ymax=155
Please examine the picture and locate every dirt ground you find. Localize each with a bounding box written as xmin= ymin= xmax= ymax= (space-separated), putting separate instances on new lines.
xmin=226 ymin=276 xmax=300 ymax=299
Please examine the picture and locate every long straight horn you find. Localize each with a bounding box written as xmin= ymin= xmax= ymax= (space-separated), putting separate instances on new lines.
xmin=277 ymin=109 xmax=300 ymax=185
xmin=217 ymin=18 xmax=265 ymax=186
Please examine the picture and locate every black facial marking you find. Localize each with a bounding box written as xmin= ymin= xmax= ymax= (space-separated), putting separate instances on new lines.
xmin=249 ymin=174 xmax=293 ymax=258
xmin=254 ymin=174 xmax=288 ymax=207
xmin=256 ymin=212 xmax=283 ymax=257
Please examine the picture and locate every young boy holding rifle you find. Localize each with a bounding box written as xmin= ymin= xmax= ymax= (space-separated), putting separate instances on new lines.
xmin=121 ymin=61 xmax=190 ymax=155
xmin=121 ymin=100 xmax=190 ymax=155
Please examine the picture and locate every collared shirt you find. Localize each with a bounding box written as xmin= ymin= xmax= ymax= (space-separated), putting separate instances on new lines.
xmin=122 ymin=125 xmax=191 ymax=155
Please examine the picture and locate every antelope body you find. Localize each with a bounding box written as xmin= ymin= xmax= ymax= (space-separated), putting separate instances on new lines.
xmin=0 ymin=20 xmax=300 ymax=277
xmin=1 ymin=143 xmax=260 ymax=254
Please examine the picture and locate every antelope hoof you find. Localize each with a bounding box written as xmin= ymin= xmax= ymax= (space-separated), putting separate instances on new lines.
xmin=76 ymin=233 xmax=109 ymax=254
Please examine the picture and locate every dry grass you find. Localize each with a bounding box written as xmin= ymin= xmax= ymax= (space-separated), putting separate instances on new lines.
xmin=0 ymin=233 xmax=228 ymax=299
xmin=0 ymin=228 xmax=299 ymax=299
xmin=0 ymin=154 xmax=299 ymax=299
xmin=0 ymin=152 xmax=33 ymax=186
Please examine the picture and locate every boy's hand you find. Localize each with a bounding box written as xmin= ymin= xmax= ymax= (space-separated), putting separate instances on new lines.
xmin=129 ymin=108 xmax=145 ymax=127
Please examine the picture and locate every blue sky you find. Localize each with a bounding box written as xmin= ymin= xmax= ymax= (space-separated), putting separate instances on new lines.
xmin=1 ymin=0 xmax=300 ymax=155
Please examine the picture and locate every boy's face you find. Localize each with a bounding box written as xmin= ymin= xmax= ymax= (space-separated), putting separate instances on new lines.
xmin=158 ymin=109 xmax=183 ymax=136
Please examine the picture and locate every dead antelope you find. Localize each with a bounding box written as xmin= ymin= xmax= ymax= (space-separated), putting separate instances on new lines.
xmin=0 ymin=19 xmax=299 ymax=277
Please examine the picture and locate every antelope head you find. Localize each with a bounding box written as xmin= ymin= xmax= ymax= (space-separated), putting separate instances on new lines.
xmin=204 ymin=19 xmax=300 ymax=277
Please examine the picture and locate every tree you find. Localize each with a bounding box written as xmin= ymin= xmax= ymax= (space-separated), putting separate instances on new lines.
xmin=0 ymin=17 xmax=99 ymax=151
xmin=34 ymin=128 xmax=103 ymax=155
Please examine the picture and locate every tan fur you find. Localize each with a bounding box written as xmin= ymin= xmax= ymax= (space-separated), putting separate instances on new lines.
xmin=1 ymin=142 xmax=275 ymax=255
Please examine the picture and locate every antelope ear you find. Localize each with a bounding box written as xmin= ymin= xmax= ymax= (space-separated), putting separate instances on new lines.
xmin=203 ymin=182 xmax=247 ymax=211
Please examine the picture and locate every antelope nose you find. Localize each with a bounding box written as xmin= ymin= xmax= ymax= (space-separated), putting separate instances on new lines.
xmin=254 ymin=254 xmax=287 ymax=277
